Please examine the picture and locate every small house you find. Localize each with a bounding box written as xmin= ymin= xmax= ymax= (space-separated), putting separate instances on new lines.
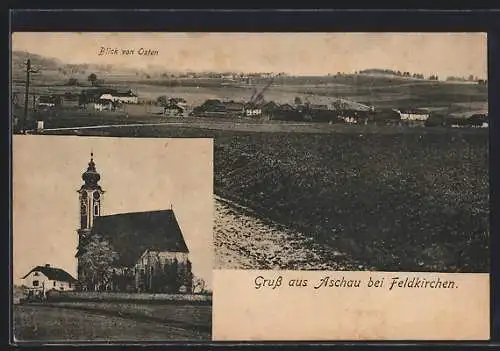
xmin=22 ymin=264 xmax=78 ymax=295
xmin=164 ymin=103 xmax=185 ymax=117
xmin=100 ymin=90 xmax=139 ymax=104
xmin=94 ymin=98 xmax=116 ymax=111
xmin=468 ymin=113 xmax=489 ymax=128
xmin=38 ymin=95 xmax=61 ymax=108
xmin=244 ymin=103 xmax=263 ymax=117
xmin=168 ymin=97 xmax=188 ymax=109
xmin=395 ymin=108 xmax=430 ymax=123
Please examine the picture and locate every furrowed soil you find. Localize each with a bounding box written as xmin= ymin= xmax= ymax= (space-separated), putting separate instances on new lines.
xmin=42 ymin=124 xmax=490 ymax=273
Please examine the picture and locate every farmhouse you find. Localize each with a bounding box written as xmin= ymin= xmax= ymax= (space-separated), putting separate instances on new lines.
xmin=22 ymin=264 xmax=78 ymax=295
xmin=195 ymin=99 xmax=245 ymax=118
xmin=100 ymin=90 xmax=139 ymax=104
xmin=76 ymin=154 xmax=193 ymax=293
xmin=84 ymin=88 xmax=118 ymax=103
xmin=38 ymin=95 xmax=61 ymax=108
xmin=244 ymin=103 xmax=263 ymax=117
xmin=168 ymin=97 xmax=188 ymax=109
xmin=395 ymin=108 xmax=430 ymax=125
xmin=164 ymin=103 xmax=185 ymax=117
xmin=337 ymin=110 xmax=370 ymax=125
xmin=269 ymin=103 xmax=303 ymax=121
xmin=94 ymin=98 xmax=117 ymax=111
xmin=468 ymin=113 xmax=489 ymax=128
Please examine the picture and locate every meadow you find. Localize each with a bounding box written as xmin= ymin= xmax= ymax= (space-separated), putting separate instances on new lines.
xmin=13 ymin=304 xmax=210 ymax=342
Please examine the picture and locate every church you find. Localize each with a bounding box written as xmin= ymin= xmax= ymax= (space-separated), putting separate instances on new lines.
xmin=75 ymin=153 xmax=193 ymax=293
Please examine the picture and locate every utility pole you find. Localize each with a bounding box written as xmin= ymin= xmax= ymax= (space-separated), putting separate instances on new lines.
xmin=22 ymin=59 xmax=39 ymax=133
xmin=23 ymin=59 xmax=30 ymax=133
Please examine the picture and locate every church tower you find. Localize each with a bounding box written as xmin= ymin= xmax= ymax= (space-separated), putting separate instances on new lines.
xmin=76 ymin=153 xmax=104 ymax=283
xmin=78 ymin=153 xmax=104 ymax=238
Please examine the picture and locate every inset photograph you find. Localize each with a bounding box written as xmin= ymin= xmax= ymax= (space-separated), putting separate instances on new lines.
xmin=12 ymin=136 xmax=213 ymax=343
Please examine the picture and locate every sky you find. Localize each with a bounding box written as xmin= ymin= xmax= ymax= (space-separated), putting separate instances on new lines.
xmin=11 ymin=32 xmax=487 ymax=79
xmin=13 ymin=136 xmax=214 ymax=289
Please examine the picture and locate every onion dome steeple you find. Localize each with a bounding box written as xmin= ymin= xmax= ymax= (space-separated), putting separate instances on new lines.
xmin=82 ymin=152 xmax=101 ymax=186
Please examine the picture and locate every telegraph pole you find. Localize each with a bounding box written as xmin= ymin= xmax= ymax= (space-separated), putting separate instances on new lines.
xmin=23 ymin=59 xmax=31 ymax=133
xmin=22 ymin=59 xmax=39 ymax=133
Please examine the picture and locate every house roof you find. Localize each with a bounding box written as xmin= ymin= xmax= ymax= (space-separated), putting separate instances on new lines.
xmin=96 ymin=98 xmax=114 ymax=104
xmin=22 ymin=266 xmax=78 ymax=283
xmin=397 ymin=108 xmax=430 ymax=114
xmin=86 ymin=88 xmax=118 ymax=97
xmin=90 ymin=209 xmax=189 ymax=267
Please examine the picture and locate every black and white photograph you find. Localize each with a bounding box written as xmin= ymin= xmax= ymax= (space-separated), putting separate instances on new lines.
xmin=11 ymin=32 xmax=489 ymax=276
xmin=12 ymin=136 xmax=213 ymax=342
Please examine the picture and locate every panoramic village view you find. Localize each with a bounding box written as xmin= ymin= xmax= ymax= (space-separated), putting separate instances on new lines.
xmin=12 ymin=32 xmax=489 ymax=342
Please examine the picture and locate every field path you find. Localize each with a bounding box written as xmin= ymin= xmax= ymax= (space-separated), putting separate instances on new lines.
xmin=214 ymin=197 xmax=358 ymax=270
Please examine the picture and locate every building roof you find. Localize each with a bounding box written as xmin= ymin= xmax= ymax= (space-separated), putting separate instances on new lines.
xmin=22 ymin=265 xmax=78 ymax=283
xmin=397 ymin=108 xmax=430 ymax=114
xmin=86 ymin=88 xmax=118 ymax=97
xmin=95 ymin=98 xmax=114 ymax=104
xmin=90 ymin=209 xmax=189 ymax=267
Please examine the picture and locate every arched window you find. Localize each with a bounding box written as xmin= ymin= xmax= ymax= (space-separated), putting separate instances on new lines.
xmin=93 ymin=191 xmax=100 ymax=216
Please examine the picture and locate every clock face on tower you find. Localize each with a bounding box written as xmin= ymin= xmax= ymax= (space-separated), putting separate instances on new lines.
xmin=93 ymin=191 xmax=100 ymax=200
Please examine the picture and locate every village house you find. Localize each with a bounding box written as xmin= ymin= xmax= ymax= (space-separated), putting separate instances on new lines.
xmin=93 ymin=98 xmax=117 ymax=112
xmin=100 ymin=90 xmax=139 ymax=104
xmin=468 ymin=113 xmax=489 ymax=128
xmin=22 ymin=264 xmax=78 ymax=296
xmin=168 ymin=97 xmax=188 ymax=109
xmin=244 ymin=103 xmax=263 ymax=117
xmin=163 ymin=102 xmax=185 ymax=117
xmin=337 ymin=110 xmax=370 ymax=125
xmin=194 ymin=99 xmax=245 ymax=118
xmin=449 ymin=113 xmax=489 ymax=128
xmin=395 ymin=108 xmax=430 ymax=126
xmin=269 ymin=103 xmax=303 ymax=121
xmin=75 ymin=154 xmax=193 ymax=293
xmin=38 ymin=95 xmax=61 ymax=108
xmin=83 ymin=88 xmax=118 ymax=104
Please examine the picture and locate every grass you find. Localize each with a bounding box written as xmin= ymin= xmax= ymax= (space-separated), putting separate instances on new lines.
xmin=33 ymin=301 xmax=211 ymax=331
xmin=13 ymin=304 xmax=210 ymax=342
xmin=42 ymin=124 xmax=489 ymax=273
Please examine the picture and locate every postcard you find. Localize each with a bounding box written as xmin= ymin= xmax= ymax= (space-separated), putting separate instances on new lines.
xmin=11 ymin=32 xmax=489 ymax=342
